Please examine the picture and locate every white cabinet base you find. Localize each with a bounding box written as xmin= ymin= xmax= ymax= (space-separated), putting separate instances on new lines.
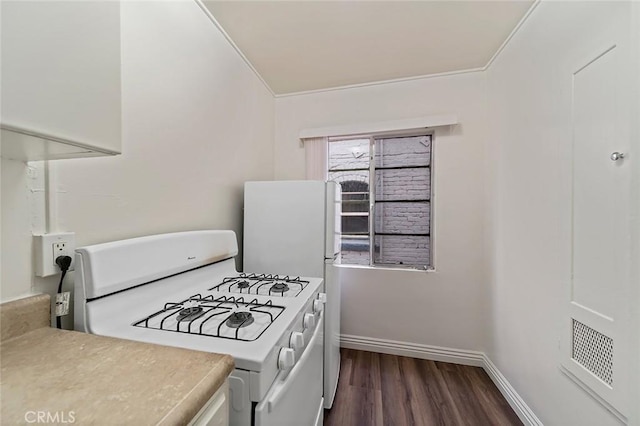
xmin=189 ymin=380 xmax=229 ymax=426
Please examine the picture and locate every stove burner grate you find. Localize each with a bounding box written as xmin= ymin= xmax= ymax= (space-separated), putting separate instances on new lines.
xmin=210 ymin=273 xmax=309 ymax=297
xmin=270 ymin=283 xmax=289 ymax=293
xmin=177 ymin=306 xmax=204 ymax=322
xmin=133 ymin=294 xmax=284 ymax=341
xmin=236 ymin=281 xmax=250 ymax=289
xmin=226 ymin=311 xmax=254 ymax=328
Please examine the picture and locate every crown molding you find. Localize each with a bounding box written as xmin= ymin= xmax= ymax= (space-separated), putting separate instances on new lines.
xmin=193 ymin=0 xmax=275 ymax=97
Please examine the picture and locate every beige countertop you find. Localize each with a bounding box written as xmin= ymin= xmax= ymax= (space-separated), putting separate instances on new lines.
xmin=0 ymin=294 xmax=234 ymax=425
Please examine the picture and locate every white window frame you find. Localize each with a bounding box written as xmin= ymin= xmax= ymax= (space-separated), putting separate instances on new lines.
xmin=328 ymin=130 xmax=434 ymax=271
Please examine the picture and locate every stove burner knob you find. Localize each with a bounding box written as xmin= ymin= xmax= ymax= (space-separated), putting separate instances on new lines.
xmin=290 ymin=332 xmax=304 ymax=351
xmin=303 ymin=313 xmax=316 ymax=329
xmin=318 ymin=292 xmax=327 ymax=303
xmin=313 ymin=299 xmax=324 ymax=314
xmin=278 ymin=348 xmax=295 ymax=370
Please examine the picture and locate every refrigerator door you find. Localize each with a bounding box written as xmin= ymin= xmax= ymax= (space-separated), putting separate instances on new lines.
xmin=243 ymin=181 xmax=326 ymax=277
xmin=323 ymin=257 xmax=341 ymax=409
xmin=325 ymin=181 xmax=342 ymax=259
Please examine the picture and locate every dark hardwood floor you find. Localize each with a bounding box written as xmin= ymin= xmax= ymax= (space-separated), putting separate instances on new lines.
xmin=324 ymin=349 xmax=522 ymax=426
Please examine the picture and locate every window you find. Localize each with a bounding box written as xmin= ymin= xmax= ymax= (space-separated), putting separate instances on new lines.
xmin=328 ymin=134 xmax=433 ymax=269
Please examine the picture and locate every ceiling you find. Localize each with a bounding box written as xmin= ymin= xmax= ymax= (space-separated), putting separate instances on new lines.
xmin=204 ymin=1 xmax=534 ymax=95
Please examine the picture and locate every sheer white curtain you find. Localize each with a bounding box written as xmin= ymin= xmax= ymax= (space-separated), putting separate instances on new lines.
xmin=303 ymin=137 xmax=328 ymax=180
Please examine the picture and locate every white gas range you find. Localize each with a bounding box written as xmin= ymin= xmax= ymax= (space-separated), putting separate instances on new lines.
xmin=74 ymin=230 xmax=325 ymax=426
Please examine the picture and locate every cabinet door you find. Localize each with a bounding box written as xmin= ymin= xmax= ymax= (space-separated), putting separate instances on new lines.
xmin=189 ymin=381 xmax=229 ymax=426
xmin=1 ymin=1 xmax=121 ymax=155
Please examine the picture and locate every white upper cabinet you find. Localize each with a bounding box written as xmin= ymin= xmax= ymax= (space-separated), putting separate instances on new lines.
xmin=1 ymin=1 xmax=121 ymax=161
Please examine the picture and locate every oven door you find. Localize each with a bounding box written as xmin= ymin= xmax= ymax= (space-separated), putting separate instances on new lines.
xmin=255 ymin=313 xmax=324 ymax=426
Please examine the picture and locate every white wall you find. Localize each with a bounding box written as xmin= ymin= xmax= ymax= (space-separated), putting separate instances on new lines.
xmin=275 ymin=72 xmax=489 ymax=351
xmin=0 ymin=1 xmax=275 ymax=314
xmin=0 ymin=159 xmax=38 ymax=301
xmin=485 ymin=1 xmax=639 ymax=425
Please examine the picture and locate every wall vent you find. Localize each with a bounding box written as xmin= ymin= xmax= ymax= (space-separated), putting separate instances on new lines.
xmin=571 ymin=319 xmax=613 ymax=386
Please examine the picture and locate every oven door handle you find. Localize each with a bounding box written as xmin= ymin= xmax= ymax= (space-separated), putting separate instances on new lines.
xmin=268 ymin=311 xmax=323 ymax=412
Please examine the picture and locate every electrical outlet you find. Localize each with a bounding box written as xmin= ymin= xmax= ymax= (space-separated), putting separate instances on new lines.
xmin=34 ymin=232 xmax=76 ymax=277
xmin=52 ymin=242 xmax=73 ymax=267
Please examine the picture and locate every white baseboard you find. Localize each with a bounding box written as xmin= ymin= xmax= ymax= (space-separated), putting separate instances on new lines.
xmin=482 ymin=354 xmax=544 ymax=426
xmin=340 ymin=334 xmax=543 ymax=426
xmin=340 ymin=334 xmax=485 ymax=366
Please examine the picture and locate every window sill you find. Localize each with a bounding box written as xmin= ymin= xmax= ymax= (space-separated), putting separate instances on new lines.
xmin=336 ymin=264 xmax=435 ymax=273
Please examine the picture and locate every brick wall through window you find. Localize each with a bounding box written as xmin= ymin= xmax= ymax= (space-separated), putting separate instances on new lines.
xmin=328 ymin=134 xmax=432 ymax=269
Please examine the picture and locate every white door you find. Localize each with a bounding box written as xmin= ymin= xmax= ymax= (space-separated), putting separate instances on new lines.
xmin=323 ymin=259 xmax=341 ymax=408
xmin=562 ymin=42 xmax=632 ymax=419
xmin=244 ymin=181 xmax=326 ymax=277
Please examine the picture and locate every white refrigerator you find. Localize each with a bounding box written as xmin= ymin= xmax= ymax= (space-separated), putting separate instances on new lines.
xmin=243 ymin=180 xmax=342 ymax=410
